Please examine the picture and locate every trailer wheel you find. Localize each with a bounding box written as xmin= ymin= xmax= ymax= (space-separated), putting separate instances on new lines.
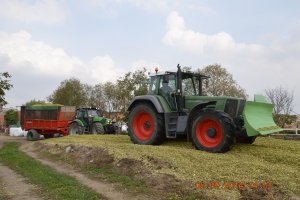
xmin=191 ymin=109 xmax=234 ymax=153
xmin=91 ymin=122 xmax=104 ymax=134
xmin=68 ymin=123 xmax=84 ymax=135
xmin=128 ymin=104 xmax=165 ymax=145
xmin=27 ymin=129 xmax=40 ymax=141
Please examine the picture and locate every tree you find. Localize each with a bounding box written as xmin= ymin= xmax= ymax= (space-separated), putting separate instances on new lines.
xmin=265 ymin=86 xmax=295 ymax=127
xmin=48 ymin=78 xmax=89 ymax=107
xmin=87 ymin=83 xmax=107 ymax=111
xmin=4 ymin=109 xmax=18 ymax=126
xmin=198 ymin=64 xmax=247 ymax=98
xmin=0 ymin=72 xmax=13 ymax=106
xmin=103 ymin=82 xmax=119 ymax=113
xmin=116 ymin=68 xmax=148 ymax=113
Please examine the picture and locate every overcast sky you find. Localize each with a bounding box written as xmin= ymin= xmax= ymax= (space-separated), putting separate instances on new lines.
xmin=1 ymin=0 xmax=299 ymax=113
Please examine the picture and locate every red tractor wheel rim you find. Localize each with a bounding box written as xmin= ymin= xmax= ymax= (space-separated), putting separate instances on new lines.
xmin=132 ymin=111 xmax=154 ymax=141
xmin=196 ymin=118 xmax=223 ymax=148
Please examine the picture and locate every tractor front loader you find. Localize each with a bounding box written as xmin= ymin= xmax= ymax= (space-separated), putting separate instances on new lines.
xmin=127 ymin=65 xmax=281 ymax=153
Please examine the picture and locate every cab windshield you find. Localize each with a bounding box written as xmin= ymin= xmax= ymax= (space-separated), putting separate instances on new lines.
xmin=87 ymin=110 xmax=99 ymax=117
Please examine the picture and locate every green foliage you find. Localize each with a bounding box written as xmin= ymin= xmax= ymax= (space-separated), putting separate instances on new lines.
xmin=48 ymin=78 xmax=88 ymax=107
xmin=4 ymin=109 xmax=18 ymax=126
xmin=198 ymin=64 xmax=247 ymax=98
xmin=0 ymin=142 xmax=104 ymax=200
xmin=87 ymin=83 xmax=106 ymax=111
xmin=0 ymin=72 xmax=13 ymax=106
xmin=115 ymin=68 xmax=148 ymax=113
xmin=47 ymin=69 xmax=148 ymax=116
xmin=102 ymin=82 xmax=119 ymax=113
xmin=24 ymin=99 xmax=46 ymax=106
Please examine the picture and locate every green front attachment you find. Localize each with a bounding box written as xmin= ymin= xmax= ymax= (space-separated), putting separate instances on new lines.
xmin=243 ymin=95 xmax=282 ymax=136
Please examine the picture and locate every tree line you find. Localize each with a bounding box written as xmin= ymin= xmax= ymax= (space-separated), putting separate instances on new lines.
xmin=0 ymin=64 xmax=296 ymax=127
xmin=45 ymin=65 xmax=248 ymax=112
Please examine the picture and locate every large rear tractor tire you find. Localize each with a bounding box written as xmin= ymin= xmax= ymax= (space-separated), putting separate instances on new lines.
xmin=191 ymin=109 xmax=235 ymax=153
xmin=27 ymin=129 xmax=40 ymax=141
xmin=91 ymin=122 xmax=104 ymax=134
xmin=128 ymin=104 xmax=165 ymax=145
xmin=68 ymin=123 xmax=84 ymax=135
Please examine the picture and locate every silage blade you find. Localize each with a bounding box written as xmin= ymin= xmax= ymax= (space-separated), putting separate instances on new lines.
xmin=243 ymin=95 xmax=282 ymax=136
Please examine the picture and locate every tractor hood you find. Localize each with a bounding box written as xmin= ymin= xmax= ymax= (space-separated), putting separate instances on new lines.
xmin=184 ymin=94 xmax=282 ymax=137
xmin=93 ymin=116 xmax=111 ymax=126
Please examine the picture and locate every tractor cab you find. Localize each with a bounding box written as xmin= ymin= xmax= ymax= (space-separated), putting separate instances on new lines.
xmin=148 ymin=65 xmax=209 ymax=112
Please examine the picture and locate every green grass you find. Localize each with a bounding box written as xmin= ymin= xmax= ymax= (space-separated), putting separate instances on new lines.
xmin=0 ymin=142 xmax=105 ymax=200
xmin=43 ymin=135 xmax=300 ymax=199
xmin=41 ymin=150 xmax=148 ymax=193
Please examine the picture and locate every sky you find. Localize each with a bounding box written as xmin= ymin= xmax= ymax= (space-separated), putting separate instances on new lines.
xmin=0 ymin=0 xmax=299 ymax=113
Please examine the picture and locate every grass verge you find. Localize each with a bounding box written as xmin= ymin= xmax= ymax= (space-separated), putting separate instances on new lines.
xmin=41 ymin=149 xmax=148 ymax=193
xmin=0 ymin=142 xmax=105 ymax=200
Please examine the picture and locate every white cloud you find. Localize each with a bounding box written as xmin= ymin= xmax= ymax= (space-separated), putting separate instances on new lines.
xmin=0 ymin=30 xmax=120 ymax=84
xmin=163 ymin=11 xmax=268 ymax=58
xmin=0 ymin=0 xmax=67 ymax=24
xmin=0 ymin=30 xmax=123 ymax=107
xmin=163 ymin=11 xmax=300 ymax=112
xmin=88 ymin=55 xmax=119 ymax=83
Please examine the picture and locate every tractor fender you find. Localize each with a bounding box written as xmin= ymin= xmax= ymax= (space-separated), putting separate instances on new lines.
xmin=70 ymin=119 xmax=84 ymax=127
xmin=127 ymin=95 xmax=164 ymax=113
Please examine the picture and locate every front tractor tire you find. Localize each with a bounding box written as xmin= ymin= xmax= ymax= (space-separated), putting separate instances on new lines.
xmin=91 ymin=122 xmax=104 ymax=134
xmin=68 ymin=123 xmax=84 ymax=135
xmin=191 ymin=109 xmax=235 ymax=153
xmin=128 ymin=104 xmax=165 ymax=145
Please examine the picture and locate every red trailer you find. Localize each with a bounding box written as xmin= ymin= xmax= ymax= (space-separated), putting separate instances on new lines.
xmin=20 ymin=104 xmax=76 ymax=140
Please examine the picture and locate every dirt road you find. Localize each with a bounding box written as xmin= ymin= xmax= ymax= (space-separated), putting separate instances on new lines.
xmin=0 ymin=135 xmax=149 ymax=200
xmin=0 ymin=136 xmax=43 ymax=200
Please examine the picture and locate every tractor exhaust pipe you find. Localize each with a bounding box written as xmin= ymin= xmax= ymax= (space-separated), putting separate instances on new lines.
xmin=176 ymin=64 xmax=184 ymax=113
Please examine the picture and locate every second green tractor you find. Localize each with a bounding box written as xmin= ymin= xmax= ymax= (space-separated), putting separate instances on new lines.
xmin=68 ymin=107 xmax=117 ymax=135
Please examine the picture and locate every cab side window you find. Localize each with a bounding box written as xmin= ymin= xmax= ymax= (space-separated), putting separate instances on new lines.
xmin=159 ymin=74 xmax=176 ymax=110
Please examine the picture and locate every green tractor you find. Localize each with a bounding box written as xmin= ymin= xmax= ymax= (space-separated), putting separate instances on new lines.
xmin=68 ymin=107 xmax=117 ymax=135
xmin=127 ymin=65 xmax=281 ymax=153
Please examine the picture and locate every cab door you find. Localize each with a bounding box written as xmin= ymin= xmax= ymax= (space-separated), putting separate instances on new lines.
xmin=158 ymin=74 xmax=177 ymax=111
